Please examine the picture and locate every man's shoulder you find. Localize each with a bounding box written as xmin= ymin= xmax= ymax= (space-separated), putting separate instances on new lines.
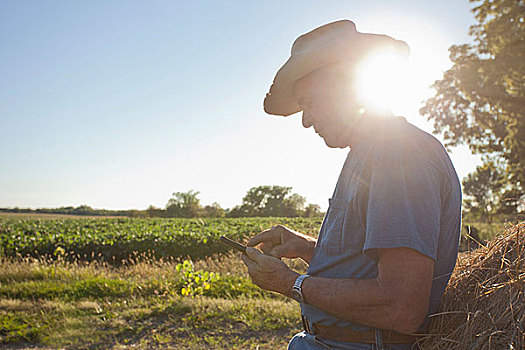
xmin=363 ymin=117 xmax=458 ymax=182
xmin=386 ymin=118 xmax=442 ymax=150
xmin=379 ymin=118 xmax=448 ymax=161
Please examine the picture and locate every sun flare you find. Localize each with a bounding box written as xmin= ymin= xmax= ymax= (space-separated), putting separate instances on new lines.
xmin=352 ymin=18 xmax=451 ymax=121
xmin=356 ymin=50 xmax=411 ymax=113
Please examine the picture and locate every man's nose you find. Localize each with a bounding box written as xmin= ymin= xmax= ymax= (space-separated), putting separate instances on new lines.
xmin=302 ymin=111 xmax=314 ymax=128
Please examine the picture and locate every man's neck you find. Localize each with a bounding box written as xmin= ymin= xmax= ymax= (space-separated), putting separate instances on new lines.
xmin=347 ymin=108 xmax=395 ymax=148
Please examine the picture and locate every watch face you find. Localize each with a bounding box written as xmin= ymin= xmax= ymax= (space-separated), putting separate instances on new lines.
xmin=291 ymin=289 xmax=302 ymax=302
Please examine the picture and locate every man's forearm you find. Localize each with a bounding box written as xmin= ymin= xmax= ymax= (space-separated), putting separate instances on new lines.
xmin=247 ymin=243 xmax=432 ymax=335
xmin=298 ymin=276 xmax=423 ymax=334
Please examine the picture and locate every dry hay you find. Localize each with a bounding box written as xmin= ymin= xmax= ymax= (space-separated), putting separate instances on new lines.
xmin=418 ymin=222 xmax=524 ymax=349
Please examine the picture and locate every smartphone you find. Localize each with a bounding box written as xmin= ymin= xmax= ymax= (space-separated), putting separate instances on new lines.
xmin=220 ymin=235 xmax=247 ymax=253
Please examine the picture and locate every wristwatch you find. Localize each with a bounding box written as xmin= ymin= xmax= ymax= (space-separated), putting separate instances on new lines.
xmin=291 ymin=274 xmax=310 ymax=303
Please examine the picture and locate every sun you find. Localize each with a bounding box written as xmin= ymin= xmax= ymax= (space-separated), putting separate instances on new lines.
xmin=355 ymin=49 xmax=411 ymax=114
xmin=351 ymin=17 xmax=452 ymax=121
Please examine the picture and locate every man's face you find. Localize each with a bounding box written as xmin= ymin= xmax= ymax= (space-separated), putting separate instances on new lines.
xmin=292 ymin=65 xmax=363 ymax=148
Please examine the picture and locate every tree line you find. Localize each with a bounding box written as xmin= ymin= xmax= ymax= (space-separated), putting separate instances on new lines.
xmin=151 ymin=185 xmax=322 ymax=218
xmin=0 ymin=185 xmax=323 ymax=218
xmin=0 ymin=205 xmax=142 ymax=218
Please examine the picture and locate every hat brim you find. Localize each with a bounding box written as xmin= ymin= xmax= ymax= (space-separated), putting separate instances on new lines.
xmin=263 ymin=30 xmax=409 ymax=116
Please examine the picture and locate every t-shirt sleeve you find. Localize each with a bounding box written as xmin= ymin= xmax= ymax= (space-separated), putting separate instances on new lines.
xmin=363 ymin=145 xmax=443 ymax=261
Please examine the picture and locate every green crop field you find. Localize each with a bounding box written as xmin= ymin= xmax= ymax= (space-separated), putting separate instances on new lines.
xmin=0 ymin=216 xmax=508 ymax=349
xmin=0 ymin=217 xmax=323 ymax=262
xmin=0 ymin=217 xmax=322 ymax=349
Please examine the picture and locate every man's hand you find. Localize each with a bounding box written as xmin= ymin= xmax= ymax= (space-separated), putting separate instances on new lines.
xmin=247 ymin=225 xmax=316 ymax=263
xmin=241 ymin=247 xmax=299 ymax=296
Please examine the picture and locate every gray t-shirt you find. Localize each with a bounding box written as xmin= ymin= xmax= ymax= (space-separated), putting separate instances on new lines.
xmin=302 ymin=117 xmax=461 ymax=337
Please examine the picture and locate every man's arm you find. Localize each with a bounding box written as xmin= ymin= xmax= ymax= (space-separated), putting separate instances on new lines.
xmin=300 ymin=247 xmax=434 ymax=334
xmin=243 ymin=246 xmax=434 ymax=334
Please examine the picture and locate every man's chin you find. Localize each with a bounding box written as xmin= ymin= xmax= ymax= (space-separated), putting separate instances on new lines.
xmin=322 ymin=136 xmax=346 ymax=149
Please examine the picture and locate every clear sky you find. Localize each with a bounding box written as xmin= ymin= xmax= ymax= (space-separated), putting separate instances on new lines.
xmin=1 ymin=0 xmax=481 ymax=211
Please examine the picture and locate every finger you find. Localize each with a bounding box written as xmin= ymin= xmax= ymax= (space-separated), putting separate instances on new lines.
xmin=247 ymin=229 xmax=279 ymax=247
xmin=259 ymin=242 xmax=274 ymax=254
xmin=246 ymin=247 xmax=265 ymax=263
xmin=241 ymin=253 xmax=256 ymax=269
xmin=241 ymin=253 xmax=248 ymax=265
xmin=269 ymin=245 xmax=285 ymax=258
xmin=247 ymin=247 xmax=281 ymax=266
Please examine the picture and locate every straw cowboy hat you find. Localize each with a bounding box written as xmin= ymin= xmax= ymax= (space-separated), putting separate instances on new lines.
xmin=263 ymin=20 xmax=410 ymax=116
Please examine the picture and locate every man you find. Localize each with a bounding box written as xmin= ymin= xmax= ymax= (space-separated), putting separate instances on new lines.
xmin=241 ymin=20 xmax=461 ymax=349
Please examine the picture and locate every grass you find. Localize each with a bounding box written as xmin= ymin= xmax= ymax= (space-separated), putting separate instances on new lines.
xmin=0 ymin=295 xmax=300 ymax=349
xmin=0 ymin=254 xmax=302 ymax=349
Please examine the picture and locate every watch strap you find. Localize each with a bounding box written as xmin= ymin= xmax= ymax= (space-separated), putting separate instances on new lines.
xmin=292 ymin=274 xmax=310 ymax=302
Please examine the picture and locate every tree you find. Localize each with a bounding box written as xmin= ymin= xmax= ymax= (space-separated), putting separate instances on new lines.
xmin=282 ymin=193 xmax=307 ymax=217
xmin=242 ymin=185 xmax=290 ymax=217
xmin=303 ymin=203 xmax=323 ymax=217
xmin=203 ymin=202 xmax=225 ymax=218
xmin=72 ymin=205 xmax=95 ymax=215
xmin=420 ymin=0 xmax=525 ymax=189
xmin=146 ymin=205 xmax=164 ymax=218
xmin=165 ymin=190 xmax=202 ymax=218
xmin=231 ymin=185 xmax=308 ymax=217
xmin=226 ymin=204 xmax=253 ymax=218
xmin=497 ymin=187 xmax=524 ymax=219
xmin=462 ymin=160 xmax=505 ymax=223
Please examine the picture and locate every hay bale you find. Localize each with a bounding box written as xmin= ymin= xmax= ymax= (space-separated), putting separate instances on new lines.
xmin=419 ymin=222 xmax=524 ymax=350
